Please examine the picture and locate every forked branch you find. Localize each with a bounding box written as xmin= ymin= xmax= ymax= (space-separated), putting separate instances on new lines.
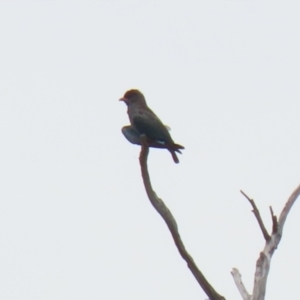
xmin=135 ymin=136 xmax=300 ymax=300
xmin=233 ymin=184 xmax=300 ymax=300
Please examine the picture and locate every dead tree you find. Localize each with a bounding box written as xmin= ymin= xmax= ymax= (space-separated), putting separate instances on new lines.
xmin=139 ymin=140 xmax=300 ymax=300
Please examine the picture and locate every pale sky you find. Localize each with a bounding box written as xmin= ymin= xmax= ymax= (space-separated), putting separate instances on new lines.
xmin=0 ymin=1 xmax=299 ymax=299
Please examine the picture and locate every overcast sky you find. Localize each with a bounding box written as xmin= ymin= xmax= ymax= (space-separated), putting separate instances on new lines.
xmin=0 ymin=1 xmax=299 ymax=299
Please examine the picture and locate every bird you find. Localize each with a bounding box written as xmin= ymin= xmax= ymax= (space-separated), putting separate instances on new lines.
xmin=119 ymin=89 xmax=184 ymax=163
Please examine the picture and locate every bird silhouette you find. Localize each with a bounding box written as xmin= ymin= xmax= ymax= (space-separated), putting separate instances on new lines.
xmin=120 ymin=89 xmax=184 ymax=163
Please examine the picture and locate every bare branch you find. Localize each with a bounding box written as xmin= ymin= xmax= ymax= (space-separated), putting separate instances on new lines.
xmin=278 ymin=183 xmax=300 ymax=233
xmin=252 ymin=251 xmax=269 ymax=300
xmin=240 ymin=190 xmax=271 ymax=241
xmin=236 ymin=183 xmax=300 ymax=300
xmin=139 ymin=141 xmax=225 ymax=300
xmin=269 ymin=206 xmax=278 ymax=234
xmin=231 ymin=268 xmax=251 ymax=300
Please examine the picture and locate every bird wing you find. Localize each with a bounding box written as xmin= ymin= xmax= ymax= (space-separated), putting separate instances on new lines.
xmin=131 ymin=109 xmax=173 ymax=143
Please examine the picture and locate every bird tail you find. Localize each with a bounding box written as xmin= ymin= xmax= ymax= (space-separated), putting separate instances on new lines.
xmin=168 ymin=143 xmax=185 ymax=163
xmin=173 ymin=143 xmax=184 ymax=154
xmin=169 ymin=150 xmax=180 ymax=164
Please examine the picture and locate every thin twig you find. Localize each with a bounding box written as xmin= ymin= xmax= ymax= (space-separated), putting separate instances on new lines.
xmin=240 ymin=190 xmax=271 ymax=241
xmin=269 ymin=206 xmax=278 ymax=234
xmin=139 ymin=140 xmax=225 ymax=300
xmin=278 ymin=183 xmax=300 ymax=232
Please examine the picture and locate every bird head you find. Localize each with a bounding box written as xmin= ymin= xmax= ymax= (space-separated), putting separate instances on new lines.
xmin=119 ymin=89 xmax=147 ymax=107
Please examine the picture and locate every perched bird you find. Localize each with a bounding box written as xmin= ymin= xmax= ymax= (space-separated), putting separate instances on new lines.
xmin=119 ymin=89 xmax=184 ymax=163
